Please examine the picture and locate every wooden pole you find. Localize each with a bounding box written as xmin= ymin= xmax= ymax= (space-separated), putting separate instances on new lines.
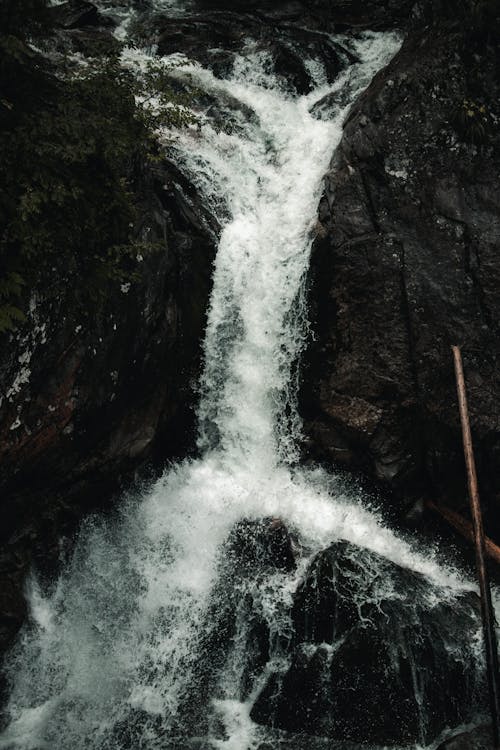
xmin=425 ymin=499 xmax=500 ymax=567
xmin=452 ymin=345 xmax=500 ymax=749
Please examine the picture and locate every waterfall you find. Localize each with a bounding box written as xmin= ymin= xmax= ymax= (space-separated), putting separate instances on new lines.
xmin=0 ymin=6 xmax=486 ymax=750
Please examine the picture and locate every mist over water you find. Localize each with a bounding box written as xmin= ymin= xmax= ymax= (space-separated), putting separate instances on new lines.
xmin=0 ymin=7 xmax=485 ymax=750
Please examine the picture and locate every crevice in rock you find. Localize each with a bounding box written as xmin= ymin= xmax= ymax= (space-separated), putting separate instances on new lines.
xmin=397 ymin=240 xmax=420 ymax=398
xmin=462 ymin=223 xmax=494 ymax=330
xmin=358 ymin=169 xmax=382 ymax=234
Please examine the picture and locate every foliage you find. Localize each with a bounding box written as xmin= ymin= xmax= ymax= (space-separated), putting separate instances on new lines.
xmin=0 ymin=1 xmax=195 ymax=332
xmin=0 ymin=273 xmax=26 ymax=333
xmin=452 ymin=98 xmax=492 ymax=144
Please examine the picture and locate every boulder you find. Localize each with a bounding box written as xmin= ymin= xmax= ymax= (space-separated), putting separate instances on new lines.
xmin=179 ymin=519 xmax=297 ymax=736
xmin=63 ymin=28 xmax=122 ymax=57
xmin=222 ymin=517 xmax=297 ymax=574
xmin=251 ymin=541 xmax=485 ymax=745
xmin=49 ymin=1 xmax=100 ymax=29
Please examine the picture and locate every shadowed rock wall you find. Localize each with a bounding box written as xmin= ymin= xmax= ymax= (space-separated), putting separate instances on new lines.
xmin=301 ymin=4 xmax=500 ymax=526
xmin=0 ymin=158 xmax=216 ymax=653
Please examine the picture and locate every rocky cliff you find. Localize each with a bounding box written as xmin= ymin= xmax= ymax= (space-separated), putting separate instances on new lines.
xmin=301 ymin=1 xmax=500 ymax=531
xmin=1 ymin=0 xmax=499 ymax=673
xmin=0 ymin=159 xmax=216 ymax=653
xmin=0 ymin=2 xmax=218 ymax=654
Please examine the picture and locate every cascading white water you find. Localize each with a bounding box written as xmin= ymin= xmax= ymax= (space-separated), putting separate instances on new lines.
xmin=0 ymin=9 xmax=486 ymax=750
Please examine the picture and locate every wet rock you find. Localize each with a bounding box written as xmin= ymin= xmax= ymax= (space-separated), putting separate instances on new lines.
xmin=251 ymin=540 xmax=484 ymax=745
xmin=186 ymin=88 xmax=260 ymax=136
xmin=262 ymin=33 xmax=345 ymax=94
xmin=195 ymin=0 xmax=415 ymax=30
xmin=301 ymin=5 xmax=500 ymax=525
xmin=255 ymin=731 xmax=359 ymax=749
xmin=157 ymin=14 xmax=248 ymax=76
xmin=64 ymin=28 xmax=122 ymax=57
xmin=181 ymin=519 xmax=296 ymax=735
xmin=223 ymin=517 xmax=297 ymax=574
xmin=49 ymin=1 xmax=100 ymax=29
xmin=156 ymin=12 xmax=345 ymax=94
xmin=311 ymin=87 xmax=355 ymax=121
xmin=437 ymin=724 xmax=493 ymax=750
xmin=0 ymin=160 xmax=217 ymax=653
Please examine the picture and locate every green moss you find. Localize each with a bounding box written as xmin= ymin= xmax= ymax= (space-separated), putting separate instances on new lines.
xmin=0 ymin=1 xmax=194 ymax=332
xmin=452 ymin=98 xmax=492 ymax=145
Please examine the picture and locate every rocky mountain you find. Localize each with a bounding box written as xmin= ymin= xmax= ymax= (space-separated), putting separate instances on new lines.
xmin=1 ymin=3 xmax=499 ymax=727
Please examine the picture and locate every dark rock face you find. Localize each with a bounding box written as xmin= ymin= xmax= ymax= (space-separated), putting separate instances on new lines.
xmin=194 ymin=0 xmax=415 ymax=30
xmin=437 ymin=724 xmax=493 ymax=750
xmin=301 ymin=10 xmax=500 ymax=524
xmin=48 ymin=1 xmax=101 ymax=29
xmin=150 ymin=0 xmax=418 ymax=96
xmin=0 ymin=160 xmax=216 ymax=653
xmin=251 ymin=541 xmax=484 ymax=745
xmin=223 ymin=517 xmax=297 ymax=574
xmin=175 ymin=519 xmax=296 ymax=737
xmin=155 ymin=11 xmax=346 ymax=95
